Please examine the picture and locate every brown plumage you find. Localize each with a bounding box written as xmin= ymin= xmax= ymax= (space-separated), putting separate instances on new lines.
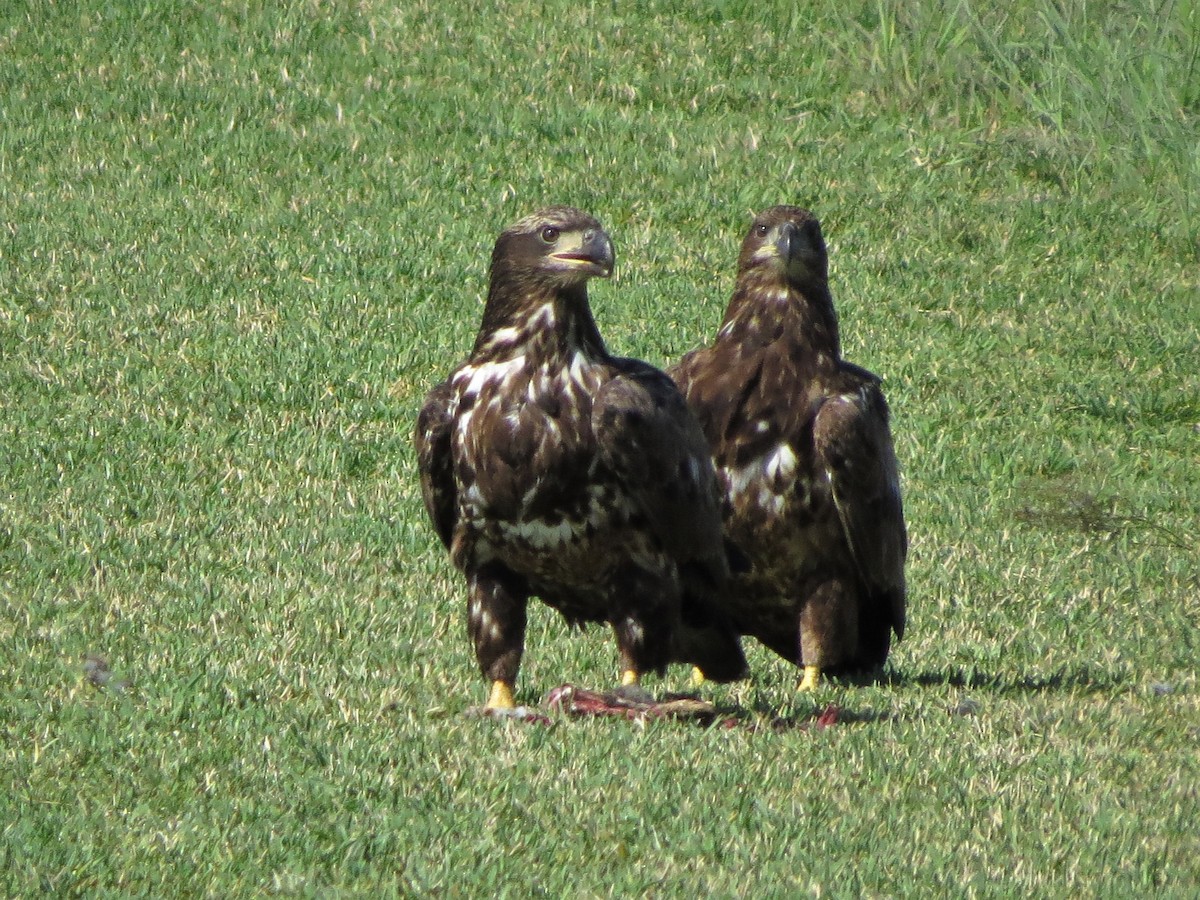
xmin=670 ymin=206 xmax=907 ymax=691
xmin=416 ymin=206 xmax=746 ymax=709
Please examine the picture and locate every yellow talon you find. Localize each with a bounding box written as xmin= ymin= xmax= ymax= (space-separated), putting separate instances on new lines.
xmin=690 ymin=666 xmax=706 ymax=687
xmin=620 ymin=669 xmax=639 ymax=687
xmin=487 ymin=680 xmax=516 ymax=709
xmin=798 ymin=665 xmax=821 ymax=692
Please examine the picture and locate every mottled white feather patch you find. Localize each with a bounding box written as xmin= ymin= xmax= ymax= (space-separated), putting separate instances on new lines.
xmin=497 ymin=517 xmax=576 ymax=550
xmin=567 ymin=350 xmax=590 ymax=388
xmin=455 ymin=355 xmax=528 ymax=397
xmin=485 ymin=325 xmax=522 ymax=348
xmin=728 ymin=442 xmax=797 ymax=497
xmin=763 ymin=443 xmax=797 ymax=483
xmin=529 ymin=303 xmax=556 ymax=329
xmin=755 ymin=490 xmax=786 ymax=515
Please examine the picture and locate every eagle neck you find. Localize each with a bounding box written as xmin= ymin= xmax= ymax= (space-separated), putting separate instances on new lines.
xmin=719 ymin=278 xmax=841 ymax=360
xmin=473 ymin=281 xmax=609 ymax=364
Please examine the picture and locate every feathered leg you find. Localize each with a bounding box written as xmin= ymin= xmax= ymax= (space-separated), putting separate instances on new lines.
xmin=672 ymin=587 xmax=749 ymax=684
xmin=467 ymin=565 xmax=528 ymax=709
xmin=609 ymin=565 xmax=679 ymax=694
xmin=798 ymin=579 xmax=858 ymax=692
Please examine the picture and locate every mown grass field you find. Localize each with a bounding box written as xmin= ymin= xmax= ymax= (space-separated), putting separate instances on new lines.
xmin=2 ymin=0 xmax=1198 ymax=895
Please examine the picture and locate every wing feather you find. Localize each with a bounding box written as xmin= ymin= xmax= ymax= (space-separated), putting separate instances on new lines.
xmin=593 ymin=359 xmax=747 ymax=680
xmin=414 ymin=378 xmax=458 ymax=549
xmin=814 ymin=380 xmax=907 ymax=636
xmin=592 ymin=360 xmax=729 ymax=581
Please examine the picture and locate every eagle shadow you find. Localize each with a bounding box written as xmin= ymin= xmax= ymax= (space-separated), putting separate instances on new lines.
xmin=715 ymin=663 xmax=1128 ymax=730
xmin=900 ymin=665 xmax=1129 ymax=695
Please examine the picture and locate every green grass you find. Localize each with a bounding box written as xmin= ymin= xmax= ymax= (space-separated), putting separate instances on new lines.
xmin=3 ymin=0 xmax=1198 ymax=894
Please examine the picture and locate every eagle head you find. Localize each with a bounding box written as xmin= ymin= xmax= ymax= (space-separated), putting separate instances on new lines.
xmin=492 ymin=206 xmax=614 ymax=290
xmin=475 ymin=206 xmax=615 ymax=355
xmin=739 ymin=205 xmax=827 ymax=289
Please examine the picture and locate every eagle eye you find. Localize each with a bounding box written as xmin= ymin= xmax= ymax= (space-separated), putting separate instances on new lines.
xmin=540 ymin=226 xmax=560 ymax=243
xmin=754 ymin=223 xmax=770 ymax=238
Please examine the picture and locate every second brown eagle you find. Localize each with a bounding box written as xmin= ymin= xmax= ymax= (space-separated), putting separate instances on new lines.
xmin=670 ymin=206 xmax=908 ymax=691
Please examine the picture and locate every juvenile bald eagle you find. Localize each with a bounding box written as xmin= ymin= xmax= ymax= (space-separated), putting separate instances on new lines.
xmin=670 ymin=206 xmax=907 ymax=691
xmin=416 ymin=206 xmax=746 ymax=710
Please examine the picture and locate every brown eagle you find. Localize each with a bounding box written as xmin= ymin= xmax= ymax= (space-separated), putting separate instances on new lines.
xmin=670 ymin=205 xmax=907 ymax=691
xmin=416 ymin=206 xmax=747 ymax=710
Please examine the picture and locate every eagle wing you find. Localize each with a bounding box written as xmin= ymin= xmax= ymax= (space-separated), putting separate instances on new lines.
xmin=813 ymin=373 xmax=908 ymax=637
xmin=592 ymin=359 xmax=747 ymax=680
xmin=592 ymin=360 xmax=729 ymax=580
xmin=414 ymin=378 xmax=458 ymax=549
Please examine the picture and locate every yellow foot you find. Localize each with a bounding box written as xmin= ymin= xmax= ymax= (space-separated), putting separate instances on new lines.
xmin=798 ymin=665 xmax=821 ymax=692
xmin=620 ymin=669 xmax=640 ymax=687
xmin=487 ymin=680 xmax=516 ymax=709
xmin=690 ymin=666 xmax=706 ymax=688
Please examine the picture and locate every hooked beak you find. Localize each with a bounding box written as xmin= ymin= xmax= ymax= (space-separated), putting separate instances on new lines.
xmin=551 ymin=228 xmax=614 ymax=278
xmin=776 ymin=221 xmax=823 ymax=277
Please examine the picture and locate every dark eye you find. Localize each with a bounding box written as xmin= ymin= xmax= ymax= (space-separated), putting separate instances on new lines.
xmin=754 ymin=223 xmax=770 ymax=238
xmin=540 ymin=226 xmax=560 ymax=243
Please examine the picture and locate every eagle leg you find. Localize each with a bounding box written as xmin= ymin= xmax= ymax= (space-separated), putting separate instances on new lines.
xmin=467 ymin=566 xmax=529 ymax=709
xmin=797 ymin=579 xmax=856 ymax=694
xmin=609 ymin=565 xmax=679 ymax=692
xmin=798 ymin=665 xmax=821 ymax=692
